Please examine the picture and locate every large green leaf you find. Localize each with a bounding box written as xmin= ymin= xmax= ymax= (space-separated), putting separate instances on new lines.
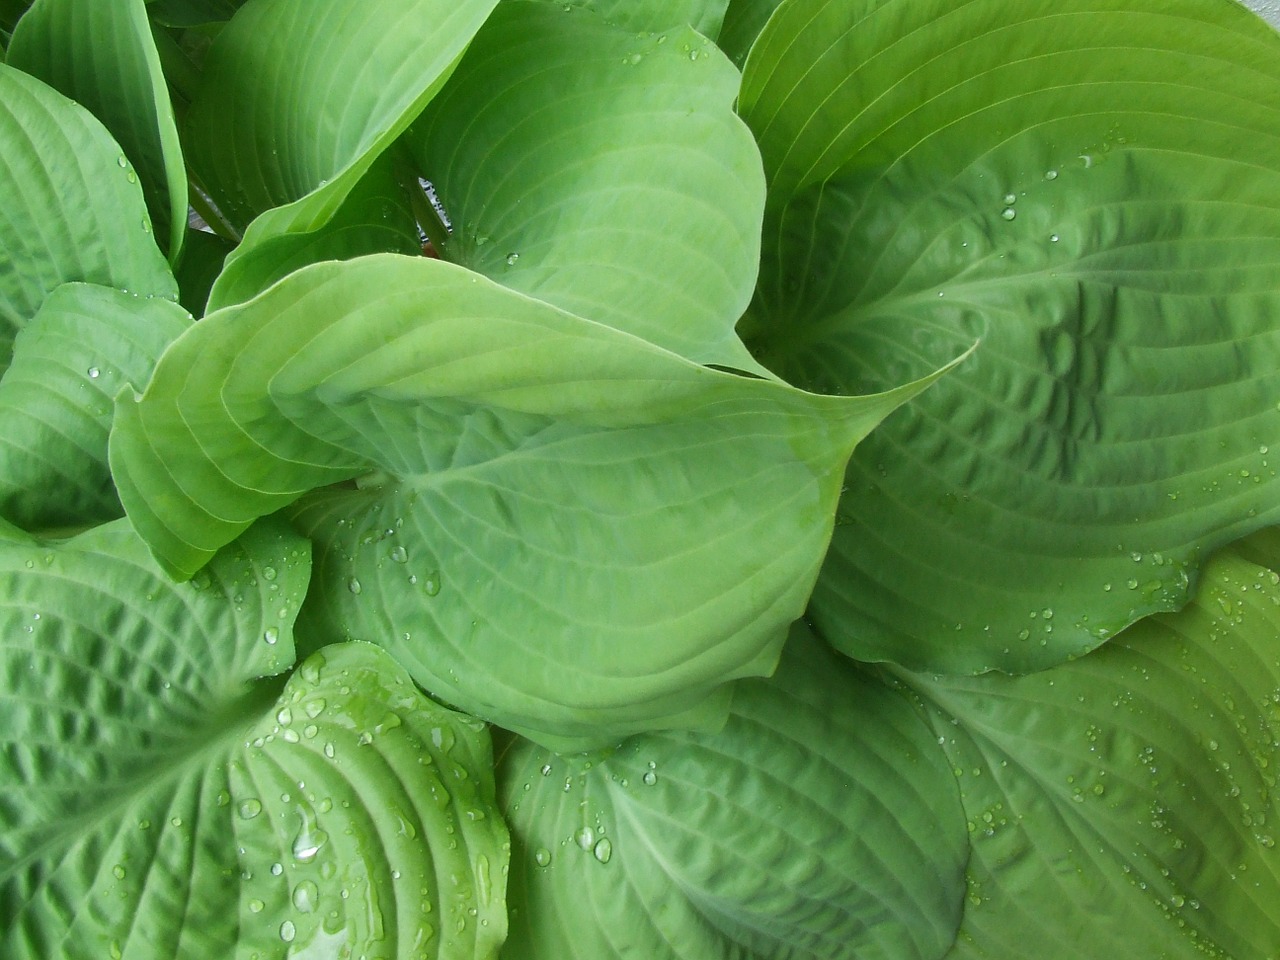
xmin=0 ymin=64 xmax=176 ymax=373
xmin=109 ymin=253 xmax=948 ymax=749
xmin=405 ymin=1 xmax=765 ymax=367
xmin=182 ymin=0 xmax=498 ymax=305
xmin=737 ymin=0 xmax=1280 ymax=674
xmin=876 ymin=531 xmax=1280 ymax=959
xmin=498 ymin=621 xmax=968 ymax=960
xmin=716 ymin=0 xmax=783 ymax=65
xmin=0 ymin=283 xmax=191 ymax=531
xmin=0 ymin=520 xmax=509 ymax=959
xmin=8 ymin=0 xmax=188 ymax=259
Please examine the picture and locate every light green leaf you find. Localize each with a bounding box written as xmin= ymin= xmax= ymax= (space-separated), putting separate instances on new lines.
xmin=182 ymin=0 xmax=498 ymax=305
xmin=110 ymin=253 xmax=946 ymax=749
xmin=0 ymin=521 xmax=509 ymax=959
xmin=880 ymin=532 xmax=1280 ymax=959
xmin=8 ymin=0 xmax=188 ymax=260
xmin=498 ymin=621 xmax=967 ymax=960
xmin=0 ymin=64 xmax=177 ymax=373
xmin=405 ymin=0 xmax=766 ymax=367
xmin=738 ymin=0 xmax=1280 ymax=673
xmin=204 ymin=153 xmax=420 ymax=313
xmin=0 ymin=283 xmax=191 ymax=531
xmin=562 ymin=0 xmax=729 ymax=37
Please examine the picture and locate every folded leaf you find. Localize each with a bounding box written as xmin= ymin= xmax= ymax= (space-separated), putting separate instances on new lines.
xmin=110 ymin=253 xmax=949 ymax=749
xmin=8 ymin=0 xmax=188 ymax=259
xmin=738 ymin=0 xmax=1280 ymax=674
xmin=0 ymin=64 xmax=176 ymax=373
xmin=883 ymin=531 xmax=1280 ymax=959
xmin=498 ymin=621 xmax=968 ymax=960
xmin=406 ymin=0 xmax=766 ymax=367
xmin=0 ymin=282 xmax=191 ymax=530
xmin=184 ymin=0 xmax=499 ymax=306
xmin=0 ymin=521 xmax=509 ymax=959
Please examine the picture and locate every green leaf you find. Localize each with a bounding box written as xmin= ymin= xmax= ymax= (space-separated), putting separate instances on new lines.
xmin=562 ymin=0 xmax=729 ymax=37
xmin=738 ymin=0 xmax=1280 ymax=674
xmin=498 ymin=621 xmax=968 ymax=960
xmin=204 ymin=153 xmax=421 ymax=313
xmin=405 ymin=1 xmax=766 ymax=367
xmin=109 ymin=253 xmax=947 ymax=749
xmin=8 ymin=0 xmax=188 ymax=260
xmin=0 ymin=520 xmax=509 ymax=959
xmin=173 ymin=227 xmax=233 ymax=317
xmin=0 ymin=283 xmax=191 ymax=531
xmin=881 ymin=533 xmax=1280 ymax=959
xmin=181 ymin=0 xmax=498 ymax=305
xmin=146 ymin=0 xmax=244 ymax=29
xmin=0 ymin=64 xmax=177 ymax=373
xmin=716 ymin=0 xmax=783 ymax=65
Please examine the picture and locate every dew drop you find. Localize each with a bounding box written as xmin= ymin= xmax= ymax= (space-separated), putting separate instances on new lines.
xmin=1002 ymin=193 xmax=1017 ymax=205
xmin=504 ymin=252 xmax=520 ymax=266
xmin=264 ymin=626 xmax=279 ymax=645
xmin=347 ymin=577 xmax=362 ymax=595
xmin=592 ymin=837 xmax=613 ymax=864
xmin=574 ymin=826 xmax=596 ymax=850
xmin=533 ymin=848 xmax=552 ymax=867
xmin=390 ymin=545 xmax=408 ymax=563
xmin=280 ymin=920 xmax=296 ymax=943
xmin=248 ymin=898 xmax=264 ymax=913
xmin=117 ymin=155 xmax=128 ymax=168
xmin=1000 ymin=207 xmax=1017 ymax=221
xmin=1045 ymin=169 xmax=1059 ymax=180
xmin=424 ymin=571 xmax=441 ymax=596
xmin=540 ymin=763 xmax=552 ymax=777
xmin=112 ymin=864 xmax=126 ymax=880
xmin=238 ymin=798 xmax=263 ymax=820
xmin=293 ymin=879 xmax=320 ymax=913
xmin=642 ymin=770 xmax=657 ymax=786
xmin=87 ymin=366 xmax=101 ymax=379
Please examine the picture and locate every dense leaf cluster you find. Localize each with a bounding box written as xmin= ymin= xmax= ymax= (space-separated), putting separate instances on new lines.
xmin=3 ymin=0 xmax=1280 ymax=957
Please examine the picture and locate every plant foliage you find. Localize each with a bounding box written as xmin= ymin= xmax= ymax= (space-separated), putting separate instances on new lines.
xmin=2 ymin=0 xmax=1280 ymax=957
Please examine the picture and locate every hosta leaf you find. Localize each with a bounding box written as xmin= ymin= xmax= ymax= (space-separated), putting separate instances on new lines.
xmin=173 ymin=228 xmax=232 ymax=317
xmin=8 ymin=0 xmax=188 ymax=259
xmin=183 ymin=0 xmax=499 ymax=304
xmin=498 ymin=621 xmax=967 ymax=960
xmin=109 ymin=253 xmax=948 ymax=750
xmin=0 ymin=520 xmax=509 ymax=959
xmin=405 ymin=1 xmax=766 ymax=367
xmin=716 ymin=0 xmax=783 ymax=65
xmin=562 ymin=0 xmax=729 ymax=37
xmin=205 ymin=154 xmax=420 ymax=313
xmin=738 ymin=0 xmax=1280 ymax=673
xmin=0 ymin=283 xmax=191 ymax=530
xmin=878 ymin=531 xmax=1280 ymax=959
xmin=0 ymin=64 xmax=176 ymax=373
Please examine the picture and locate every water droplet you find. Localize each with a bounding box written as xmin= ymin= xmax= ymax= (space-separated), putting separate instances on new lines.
xmin=293 ymin=821 xmax=328 ymax=863
xmin=126 ymin=171 xmax=136 ymax=184
xmin=592 ymin=837 xmax=613 ymax=863
xmin=1002 ymin=193 xmax=1017 ymax=205
xmin=293 ymin=879 xmax=320 ymax=913
xmin=1000 ymin=207 xmax=1016 ymax=221
xmin=277 ymin=707 xmax=293 ymax=726
xmin=280 ymin=920 xmax=296 ymax=943
xmin=1045 ymin=169 xmax=1059 ymax=180
xmin=688 ymin=49 xmax=699 ymax=61
xmin=264 ymin=626 xmax=279 ymax=645
xmin=424 ymin=571 xmax=442 ymax=596
xmin=117 ymin=155 xmax=128 ymax=168
xmin=347 ymin=577 xmax=362 ymax=595
xmin=504 ymin=252 xmax=520 ymax=266
xmin=534 ymin=847 xmax=552 ymax=867
xmin=112 ymin=864 xmax=126 ymax=880
xmin=248 ymin=898 xmax=265 ymax=913
xmin=623 ymin=52 xmax=641 ymax=65
xmin=540 ymin=764 xmax=552 ymax=777
xmin=238 ymin=798 xmax=263 ymax=820
xmin=271 ymin=862 xmax=284 ymax=876
xmin=642 ymin=770 xmax=657 ymax=786
xmin=1050 ymin=234 xmax=1060 ymax=243
xmin=87 ymin=366 xmax=101 ymax=379
xmin=476 ymin=854 xmax=493 ymax=904
xmin=390 ymin=545 xmax=408 ymax=563
xmin=574 ymin=826 xmax=596 ymax=850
